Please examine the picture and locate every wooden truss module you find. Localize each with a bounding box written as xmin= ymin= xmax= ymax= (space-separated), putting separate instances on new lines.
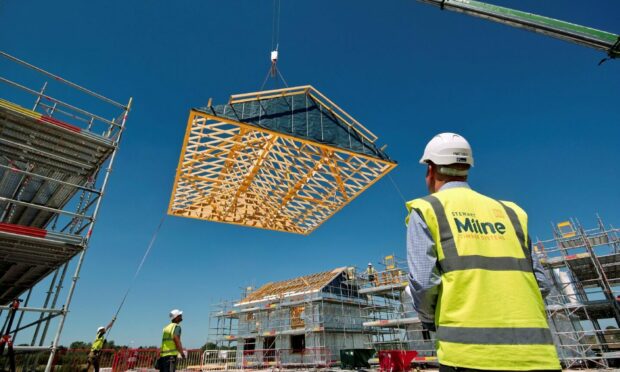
xmin=168 ymin=85 xmax=397 ymax=235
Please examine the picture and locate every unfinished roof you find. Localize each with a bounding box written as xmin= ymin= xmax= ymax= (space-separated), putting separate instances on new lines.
xmin=168 ymin=86 xmax=397 ymax=235
xmin=236 ymin=267 xmax=348 ymax=306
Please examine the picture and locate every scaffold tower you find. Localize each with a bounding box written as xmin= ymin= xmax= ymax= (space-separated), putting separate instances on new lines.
xmin=360 ymin=255 xmax=437 ymax=365
xmin=0 ymin=51 xmax=131 ymax=371
xmin=537 ymin=216 xmax=620 ymax=369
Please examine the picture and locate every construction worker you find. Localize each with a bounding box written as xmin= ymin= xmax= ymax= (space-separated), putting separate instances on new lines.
xmin=405 ymin=133 xmax=560 ymax=371
xmin=366 ymin=263 xmax=377 ymax=284
xmin=157 ymin=309 xmax=186 ymax=372
xmin=85 ymin=318 xmax=115 ymax=372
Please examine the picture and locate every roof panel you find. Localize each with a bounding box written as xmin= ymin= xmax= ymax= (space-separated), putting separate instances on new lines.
xmin=169 ymin=86 xmax=397 ymax=234
xmin=196 ymin=86 xmax=391 ymax=162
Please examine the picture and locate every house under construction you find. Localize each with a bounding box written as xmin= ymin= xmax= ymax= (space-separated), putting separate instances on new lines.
xmin=0 ymin=51 xmax=130 ymax=371
xmin=207 ymin=256 xmax=435 ymax=369
xmin=208 ymin=217 xmax=620 ymax=369
xmin=209 ymin=267 xmax=371 ymax=368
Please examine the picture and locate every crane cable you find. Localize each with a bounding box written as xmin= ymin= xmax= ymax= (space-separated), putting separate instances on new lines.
xmin=105 ymin=214 xmax=167 ymax=339
xmin=387 ymin=173 xmax=407 ymax=203
xmin=271 ymin=0 xmax=281 ymax=54
xmin=261 ymin=0 xmax=288 ymax=90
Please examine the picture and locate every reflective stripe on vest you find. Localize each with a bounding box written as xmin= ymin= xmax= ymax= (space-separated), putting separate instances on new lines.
xmin=499 ymin=200 xmax=531 ymax=265
xmin=160 ymin=323 xmax=178 ymax=357
xmin=406 ymin=188 xmax=560 ymax=370
xmin=437 ymin=326 xmax=554 ymax=345
xmin=421 ymin=195 xmax=533 ymax=273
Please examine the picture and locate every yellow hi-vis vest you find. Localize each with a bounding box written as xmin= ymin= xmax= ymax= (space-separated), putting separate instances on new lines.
xmin=160 ymin=323 xmax=179 ymax=357
xmin=91 ymin=333 xmax=105 ymax=352
xmin=406 ymin=187 xmax=560 ymax=371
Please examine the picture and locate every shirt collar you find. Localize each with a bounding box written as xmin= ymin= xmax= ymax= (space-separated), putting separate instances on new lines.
xmin=439 ymin=181 xmax=470 ymax=191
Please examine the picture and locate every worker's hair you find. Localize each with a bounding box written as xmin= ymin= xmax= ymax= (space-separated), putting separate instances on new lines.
xmin=429 ymin=162 xmax=469 ymax=182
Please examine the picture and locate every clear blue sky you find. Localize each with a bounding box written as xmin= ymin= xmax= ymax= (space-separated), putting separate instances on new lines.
xmin=1 ymin=0 xmax=618 ymax=348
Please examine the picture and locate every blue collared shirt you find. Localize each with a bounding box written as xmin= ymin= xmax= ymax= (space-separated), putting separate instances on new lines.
xmin=406 ymin=181 xmax=552 ymax=324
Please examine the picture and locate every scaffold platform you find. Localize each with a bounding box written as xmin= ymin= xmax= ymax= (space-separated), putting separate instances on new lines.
xmin=0 ymin=97 xmax=119 ymax=304
xmin=0 ymin=50 xmax=130 ymax=372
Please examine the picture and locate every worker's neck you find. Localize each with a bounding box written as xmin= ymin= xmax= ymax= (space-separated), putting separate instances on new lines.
xmin=432 ymin=180 xmax=447 ymax=193
xmin=432 ymin=178 xmax=468 ymax=193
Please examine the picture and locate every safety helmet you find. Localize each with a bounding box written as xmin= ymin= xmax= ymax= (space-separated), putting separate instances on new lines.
xmin=419 ymin=133 xmax=474 ymax=167
xmin=169 ymin=309 xmax=183 ymax=320
xmin=368 ymin=263 xmax=372 ymax=266
xmin=97 ymin=326 xmax=106 ymax=333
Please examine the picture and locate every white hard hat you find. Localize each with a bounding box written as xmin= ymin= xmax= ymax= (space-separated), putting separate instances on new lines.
xmin=169 ymin=309 xmax=183 ymax=320
xmin=368 ymin=263 xmax=372 ymax=266
xmin=97 ymin=326 xmax=106 ymax=333
xmin=419 ymin=133 xmax=474 ymax=167
xmin=405 ymin=285 xmax=413 ymax=300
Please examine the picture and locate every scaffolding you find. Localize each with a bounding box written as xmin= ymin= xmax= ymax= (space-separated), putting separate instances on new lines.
xmin=537 ymin=216 xmax=620 ymax=369
xmin=168 ymin=86 xmax=396 ymax=235
xmin=207 ymin=258 xmax=440 ymax=370
xmin=208 ymin=267 xmax=372 ymax=369
xmin=360 ymin=255 xmax=437 ymax=366
xmin=207 ymin=216 xmax=620 ymax=370
xmin=0 ymin=51 xmax=131 ymax=371
xmin=359 ymin=218 xmax=620 ymax=369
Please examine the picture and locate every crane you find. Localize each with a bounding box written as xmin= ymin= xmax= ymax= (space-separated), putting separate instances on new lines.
xmin=418 ymin=0 xmax=619 ymax=62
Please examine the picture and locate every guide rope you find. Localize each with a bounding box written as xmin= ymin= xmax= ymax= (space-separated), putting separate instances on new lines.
xmin=105 ymin=214 xmax=167 ymax=338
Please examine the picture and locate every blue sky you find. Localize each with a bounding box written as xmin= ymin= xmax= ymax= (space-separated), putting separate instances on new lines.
xmin=1 ymin=1 xmax=619 ymax=348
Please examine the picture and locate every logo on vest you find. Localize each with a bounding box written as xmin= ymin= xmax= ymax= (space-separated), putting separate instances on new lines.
xmin=454 ymin=216 xmax=507 ymax=240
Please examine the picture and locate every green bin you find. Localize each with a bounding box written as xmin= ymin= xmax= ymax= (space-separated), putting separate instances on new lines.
xmin=340 ymin=349 xmax=374 ymax=369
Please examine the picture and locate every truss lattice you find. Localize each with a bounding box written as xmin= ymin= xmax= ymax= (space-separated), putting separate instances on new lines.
xmin=169 ymin=86 xmax=396 ymax=234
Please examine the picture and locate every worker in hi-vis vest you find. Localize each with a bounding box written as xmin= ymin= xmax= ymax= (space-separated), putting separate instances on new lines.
xmin=85 ymin=318 xmax=114 ymax=372
xmin=366 ymin=263 xmax=377 ymax=284
xmin=157 ymin=309 xmax=186 ymax=372
xmin=405 ymin=133 xmax=560 ymax=371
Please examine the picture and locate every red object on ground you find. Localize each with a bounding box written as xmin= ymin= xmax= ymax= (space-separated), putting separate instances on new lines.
xmin=379 ymin=350 xmax=418 ymax=372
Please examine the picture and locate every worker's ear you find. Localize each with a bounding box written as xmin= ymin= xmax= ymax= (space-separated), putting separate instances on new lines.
xmin=425 ymin=164 xmax=435 ymax=193
xmin=427 ymin=164 xmax=437 ymax=179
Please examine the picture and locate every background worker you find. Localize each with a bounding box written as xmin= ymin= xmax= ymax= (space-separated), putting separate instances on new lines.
xmin=405 ymin=133 xmax=560 ymax=371
xmin=157 ymin=309 xmax=186 ymax=372
xmin=85 ymin=318 xmax=115 ymax=372
xmin=366 ymin=263 xmax=377 ymax=284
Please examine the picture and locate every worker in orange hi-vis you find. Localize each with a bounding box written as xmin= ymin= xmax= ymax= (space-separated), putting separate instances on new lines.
xmin=405 ymin=133 xmax=561 ymax=371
